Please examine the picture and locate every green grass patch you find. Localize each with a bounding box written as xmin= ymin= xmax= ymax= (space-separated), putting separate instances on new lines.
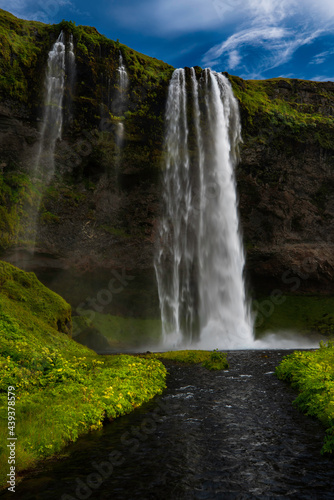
xmin=0 ymin=261 xmax=166 ymax=489
xmin=144 ymin=349 xmax=229 ymax=370
xmin=276 ymin=341 xmax=334 ymax=453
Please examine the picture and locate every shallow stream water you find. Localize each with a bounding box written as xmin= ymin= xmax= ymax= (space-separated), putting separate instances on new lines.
xmin=2 ymin=350 xmax=334 ymax=499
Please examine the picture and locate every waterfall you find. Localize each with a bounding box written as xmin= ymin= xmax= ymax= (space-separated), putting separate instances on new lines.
xmin=35 ymin=31 xmax=66 ymax=181
xmin=118 ymin=52 xmax=129 ymax=96
xmin=21 ymin=32 xmax=73 ymax=253
xmin=115 ymin=52 xmax=128 ymax=146
xmin=155 ymin=68 xmax=253 ymax=349
xmin=67 ymin=33 xmax=76 ymax=90
xmin=65 ymin=33 xmax=76 ymax=124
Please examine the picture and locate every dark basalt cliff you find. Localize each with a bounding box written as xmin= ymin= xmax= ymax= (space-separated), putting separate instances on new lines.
xmin=1 ymin=8 xmax=334 ymax=315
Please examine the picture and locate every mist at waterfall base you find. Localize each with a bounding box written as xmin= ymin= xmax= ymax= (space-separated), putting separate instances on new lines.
xmin=153 ymin=68 xmax=320 ymax=352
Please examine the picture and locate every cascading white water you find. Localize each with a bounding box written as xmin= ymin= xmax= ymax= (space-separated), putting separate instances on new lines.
xmin=115 ymin=52 xmax=129 ymax=146
xmin=155 ymin=67 xmax=254 ymax=349
xmin=34 ymin=31 xmax=66 ymax=181
xmin=155 ymin=69 xmax=195 ymax=345
xmin=21 ymin=32 xmax=72 ymax=252
xmin=118 ymin=52 xmax=129 ymax=95
xmin=67 ymin=33 xmax=76 ymax=88
xmin=66 ymin=33 xmax=76 ymax=123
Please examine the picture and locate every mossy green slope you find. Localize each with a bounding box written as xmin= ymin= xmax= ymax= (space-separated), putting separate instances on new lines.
xmin=276 ymin=341 xmax=334 ymax=454
xmin=0 ymin=173 xmax=42 ymax=251
xmin=229 ymin=75 xmax=334 ymax=150
xmin=0 ymin=260 xmax=71 ymax=334
xmin=0 ymin=8 xmax=50 ymax=105
xmin=0 ymin=261 xmax=166 ymax=489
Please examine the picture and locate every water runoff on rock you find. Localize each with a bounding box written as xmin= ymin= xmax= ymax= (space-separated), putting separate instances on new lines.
xmin=155 ymin=67 xmax=254 ymax=349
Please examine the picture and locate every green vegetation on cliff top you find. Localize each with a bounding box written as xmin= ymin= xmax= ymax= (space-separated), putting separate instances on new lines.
xmin=1 ymin=7 xmax=333 ymax=135
xmin=229 ymin=75 xmax=334 ymax=149
xmin=0 ymin=8 xmax=173 ymax=118
xmin=0 ymin=260 xmax=166 ymax=489
xmin=276 ymin=341 xmax=334 ymax=453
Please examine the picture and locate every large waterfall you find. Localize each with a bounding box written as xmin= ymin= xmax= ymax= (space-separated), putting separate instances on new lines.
xmin=155 ymin=68 xmax=253 ymax=349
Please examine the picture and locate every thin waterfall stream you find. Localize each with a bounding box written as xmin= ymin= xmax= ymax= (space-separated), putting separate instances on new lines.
xmin=115 ymin=51 xmax=128 ymax=147
xmin=34 ymin=31 xmax=66 ymax=183
xmin=155 ymin=68 xmax=253 ymax=349
xmin=22 ymin=31 xmax=73 ymax=253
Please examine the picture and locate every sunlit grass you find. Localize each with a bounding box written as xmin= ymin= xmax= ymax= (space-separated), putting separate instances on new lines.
xmin=276 ymin=341 xmax=334 ymax=453
xmin=143 ymin=349 xmax=229 ymax=370
xmin=0 ymin=261 xmax=167 ymax=489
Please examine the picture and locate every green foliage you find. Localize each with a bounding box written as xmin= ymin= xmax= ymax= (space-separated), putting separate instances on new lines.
xmin=0 ymin=261 xmax=71 ymax=333
xmin=100 ymin=225 xmax=130 ymax=238
xmin=276 ymin=341 xmax=334 ymax=453
xmin=202 ymin=349 xmax=229 ymax=371
xmin=0 ymin=172 xmax=42 ymax=250
xmin=0 ymin=261 xmax=167 ymax=489
xmin=229 ymin=76 xmax=334 ymax=150
xmin=145 ymin=349 xmax=229 ymax=370
xmin=0 ymin=9 xmax=50 ymax=103
xmin=41 ymin=211 xmax=60 ymax=224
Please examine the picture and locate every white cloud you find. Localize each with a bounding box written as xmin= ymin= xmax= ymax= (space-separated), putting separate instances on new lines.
xmin=111 ymin=0 xmax=225 ymax=35
xmin=108 ymin=0 xmax=334 ymax=77
xmin=311 ymin=75 xmax=334 ymax=81
xmin=203 ymin=26 xmax=287 ymax=66
xmin=2 ymin=0 xmax=334 ymax=79
xmin=227 ymin=49 xmax=241 ymax=69
xmin=205 ymin=26 xmax=322 ymax=76
xmin=309 ymin=49 xmax=334 ymax=65
xmin=201 ymin=0 xmax=334 ymax=77
xmin=110 ymin=0 xmax=307 ymax=36
xmin=0 ymin=0 xmax=73 ymax=22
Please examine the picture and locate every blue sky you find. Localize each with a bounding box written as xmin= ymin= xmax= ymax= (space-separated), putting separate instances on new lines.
xmin=2 ymin=0 xmax=334 ymax=80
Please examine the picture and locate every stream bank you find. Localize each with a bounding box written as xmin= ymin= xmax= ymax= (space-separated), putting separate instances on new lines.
xmin=3 ymin=350 xmax=334 ymax=499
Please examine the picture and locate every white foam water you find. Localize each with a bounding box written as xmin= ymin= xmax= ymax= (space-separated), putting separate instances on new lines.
xmin=155 ymin=68 xmax=254 ymax=349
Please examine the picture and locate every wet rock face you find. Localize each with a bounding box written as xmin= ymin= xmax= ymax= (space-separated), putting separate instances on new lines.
xmin=237 ymin=131 xmax=334 ymax=293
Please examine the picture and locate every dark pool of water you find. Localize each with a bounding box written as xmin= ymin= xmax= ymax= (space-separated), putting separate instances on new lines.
xmin=2 ymin=350 xmax=334 ymax=499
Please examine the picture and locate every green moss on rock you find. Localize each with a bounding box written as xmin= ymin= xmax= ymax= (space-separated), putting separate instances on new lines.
xmin=228 ymin=75 xmax=334 ymax=151
xmin=0 ymin=260 xmax=71 ymax=334
xmin=0 ymin=260 xmax=167 ymax=489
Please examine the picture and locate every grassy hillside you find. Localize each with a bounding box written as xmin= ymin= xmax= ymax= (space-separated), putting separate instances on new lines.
xmin=0 ymin=261 xmax=166 ymax=489
xmin=276 ymin=341 xmax=334 ymax=453
xmin=229 ymin=75 xmax=334 ymax=150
